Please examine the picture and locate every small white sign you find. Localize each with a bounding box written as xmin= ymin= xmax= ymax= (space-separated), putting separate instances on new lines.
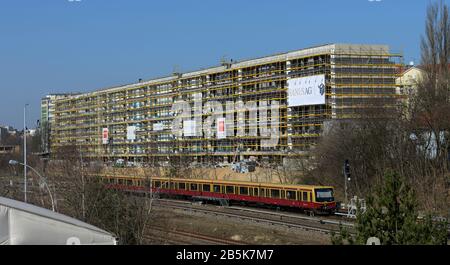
xmin=183 ymin=120 xmax=196 ymax=137
xmin=217 ymin=118 xmax=226 ymax=139
xmin=153 ymin=123 xmax=164 ymax=131
xmin=127 ymin=126 xmax=136 ymax=140
xmin=102 ymin=128 xmax=109 ymax=144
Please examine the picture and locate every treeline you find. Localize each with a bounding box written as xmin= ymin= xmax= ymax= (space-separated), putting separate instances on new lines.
xmin=308 ymin=1 xmax=450 ymax=215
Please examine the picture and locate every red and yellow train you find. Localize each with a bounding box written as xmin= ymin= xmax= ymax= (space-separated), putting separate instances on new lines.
xmin=102 ymin=175 xmax=337 ymax=215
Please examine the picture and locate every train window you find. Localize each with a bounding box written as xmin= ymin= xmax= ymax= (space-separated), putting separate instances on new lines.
xmin=202 ymin=184 xmax=211 ymax=192
xmin=239 ymin=187 xmax=249 ymax=195
xmin=225 ymin=186 xmax=235 ymax=194
xmin=254 ymin=188 xmax=259 ymax=196
xmin=308 ymin=192 xmax=311 ymax=202
xmin=154 ymin=181 xmax=161 ymax=188
xmin=178 ymin=182 xmax=186 ymax=190
xmin=260 ymin=188 xmax=265 ymax=197
xmin=213 ymin=185 xmax=221 ymax=193
xmin=315 ymin=188 xmax=334 ymax=202
xmin=190 ymin=183 xmax=198 ymax=191
xmin=281 ymin=190 xmax=285 ymax=199
xmin=302 ymin=192 xmax=308 ymax=201
xmin=144 ymin=179 xmax=151 ymax=187
xmin=286 ymin=190 xmax=296 ymax=200
xmin=118 ymin=179 xmax=124 ymax=185
xmin=270 ymin=189 xmax=280 ymax=198
xmin=170 ymin=182 xmax=175 ymax=189
xmin=126 ymin=180 xmax=132 ymax=186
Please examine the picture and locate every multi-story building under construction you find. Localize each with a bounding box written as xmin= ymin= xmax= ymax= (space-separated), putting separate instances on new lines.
xmin=47 ymin=44 xmax=402 ymax=165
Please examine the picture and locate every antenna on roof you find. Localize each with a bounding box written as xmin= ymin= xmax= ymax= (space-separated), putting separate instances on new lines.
xmin=173 ymin=65 xmax=182 ymax=78
xmin=221 ymin=55 xmax=232 ymax=69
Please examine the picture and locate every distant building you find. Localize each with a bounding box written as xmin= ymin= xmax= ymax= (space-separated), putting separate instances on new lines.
xmin=41 ymin=94 xmax=79 ymax=154
xmin=0 ymin=145 xmax=20 ymax=155
xmin=7 ymin=126 xmax=17 ymax=136
xmin=0 ymin=126 xmax=8 ymax=144
xmin=396 ymin=66 xmax=426 ymax=109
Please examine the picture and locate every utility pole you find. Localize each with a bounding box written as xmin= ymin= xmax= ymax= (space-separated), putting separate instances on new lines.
xmin=24 ymin=104 xmax=29 ymax=203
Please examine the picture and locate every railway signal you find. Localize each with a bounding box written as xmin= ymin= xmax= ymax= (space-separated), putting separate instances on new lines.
xmin=344 ymin=159 xmax=351 ymax=205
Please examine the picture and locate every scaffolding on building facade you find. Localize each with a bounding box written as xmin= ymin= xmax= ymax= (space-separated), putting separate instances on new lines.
xmin=50 ymin=44 xmax=402 ymax=165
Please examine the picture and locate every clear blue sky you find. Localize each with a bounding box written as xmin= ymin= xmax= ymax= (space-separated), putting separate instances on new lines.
xmin=0 ymin=0 xmax=443 ymax=129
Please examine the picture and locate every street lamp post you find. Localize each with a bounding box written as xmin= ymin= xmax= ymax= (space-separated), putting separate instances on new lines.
xmin=9 ymin=160 xmax=56 ymax=212
xmin=24 ymin=104 xmax=29 ymax=203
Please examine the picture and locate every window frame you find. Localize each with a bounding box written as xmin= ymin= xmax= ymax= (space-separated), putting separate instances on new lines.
xmin=190 ymin=183 xmax=198 ymax=191
xmin=239 ymin=186 xmax=249 ymax=196
xmin=225 ymin=185 xmax=235 ymax=194
xmin=202 ymin=184 xmax=211 ymax=192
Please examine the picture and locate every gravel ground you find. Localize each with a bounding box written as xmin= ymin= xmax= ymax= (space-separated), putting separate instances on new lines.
xmin=145 ymin=205 xmax=332 ymax=245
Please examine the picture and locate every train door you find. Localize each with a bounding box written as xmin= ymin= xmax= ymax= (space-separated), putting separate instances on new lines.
xmin=253 ymin=188 xmax=259 ymax=197
xmin=302 ymin=191 xmax=308 ymax=202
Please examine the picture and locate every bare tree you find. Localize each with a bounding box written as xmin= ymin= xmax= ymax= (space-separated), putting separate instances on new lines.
xmin=47 ymin=145 xmax=153 ymax=244
xmin=308 ymin=1 xmax=450 ymax=214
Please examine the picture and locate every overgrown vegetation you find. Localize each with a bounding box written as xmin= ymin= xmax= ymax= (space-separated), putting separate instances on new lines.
xmin=332 ymin=171 xmax=448 ymax=245
xmin=309 ymin=0 xmax=450 ymax=216
xmin=47 ymin=145 xmax=153 ymax=245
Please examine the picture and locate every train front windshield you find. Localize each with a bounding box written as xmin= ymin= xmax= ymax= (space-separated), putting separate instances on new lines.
xmin=315 ymin=188 xmax=334 ymax=202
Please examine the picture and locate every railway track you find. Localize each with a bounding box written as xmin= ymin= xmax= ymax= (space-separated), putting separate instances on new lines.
xmin=152 ymin=198 xmax=351 ymax=236
xmin=145 ymin=226 xmax=246 ymax=245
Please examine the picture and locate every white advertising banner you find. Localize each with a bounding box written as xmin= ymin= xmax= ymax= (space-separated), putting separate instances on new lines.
xmin=217 ymin=118 xmax=226 ymax=139
xmin=183 ymin=120 xmax=196 ymax=137
xmin=153 ymin=123 xmax=164 ymax=131
xmin=287 ymin=74 xmax=326 ymax=107
xmin=126 ymin=126 xmax=136 ymax=140
xmin=102 ymin=128 xmax=109 ymax=144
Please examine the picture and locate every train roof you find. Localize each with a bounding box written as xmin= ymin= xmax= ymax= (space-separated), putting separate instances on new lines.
xmin=102 ymin=174 xmax=334 ymax=190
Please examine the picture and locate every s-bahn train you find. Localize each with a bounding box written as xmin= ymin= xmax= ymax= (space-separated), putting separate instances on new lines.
xmin=102 ymin=175 xmax=337 ymax=215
